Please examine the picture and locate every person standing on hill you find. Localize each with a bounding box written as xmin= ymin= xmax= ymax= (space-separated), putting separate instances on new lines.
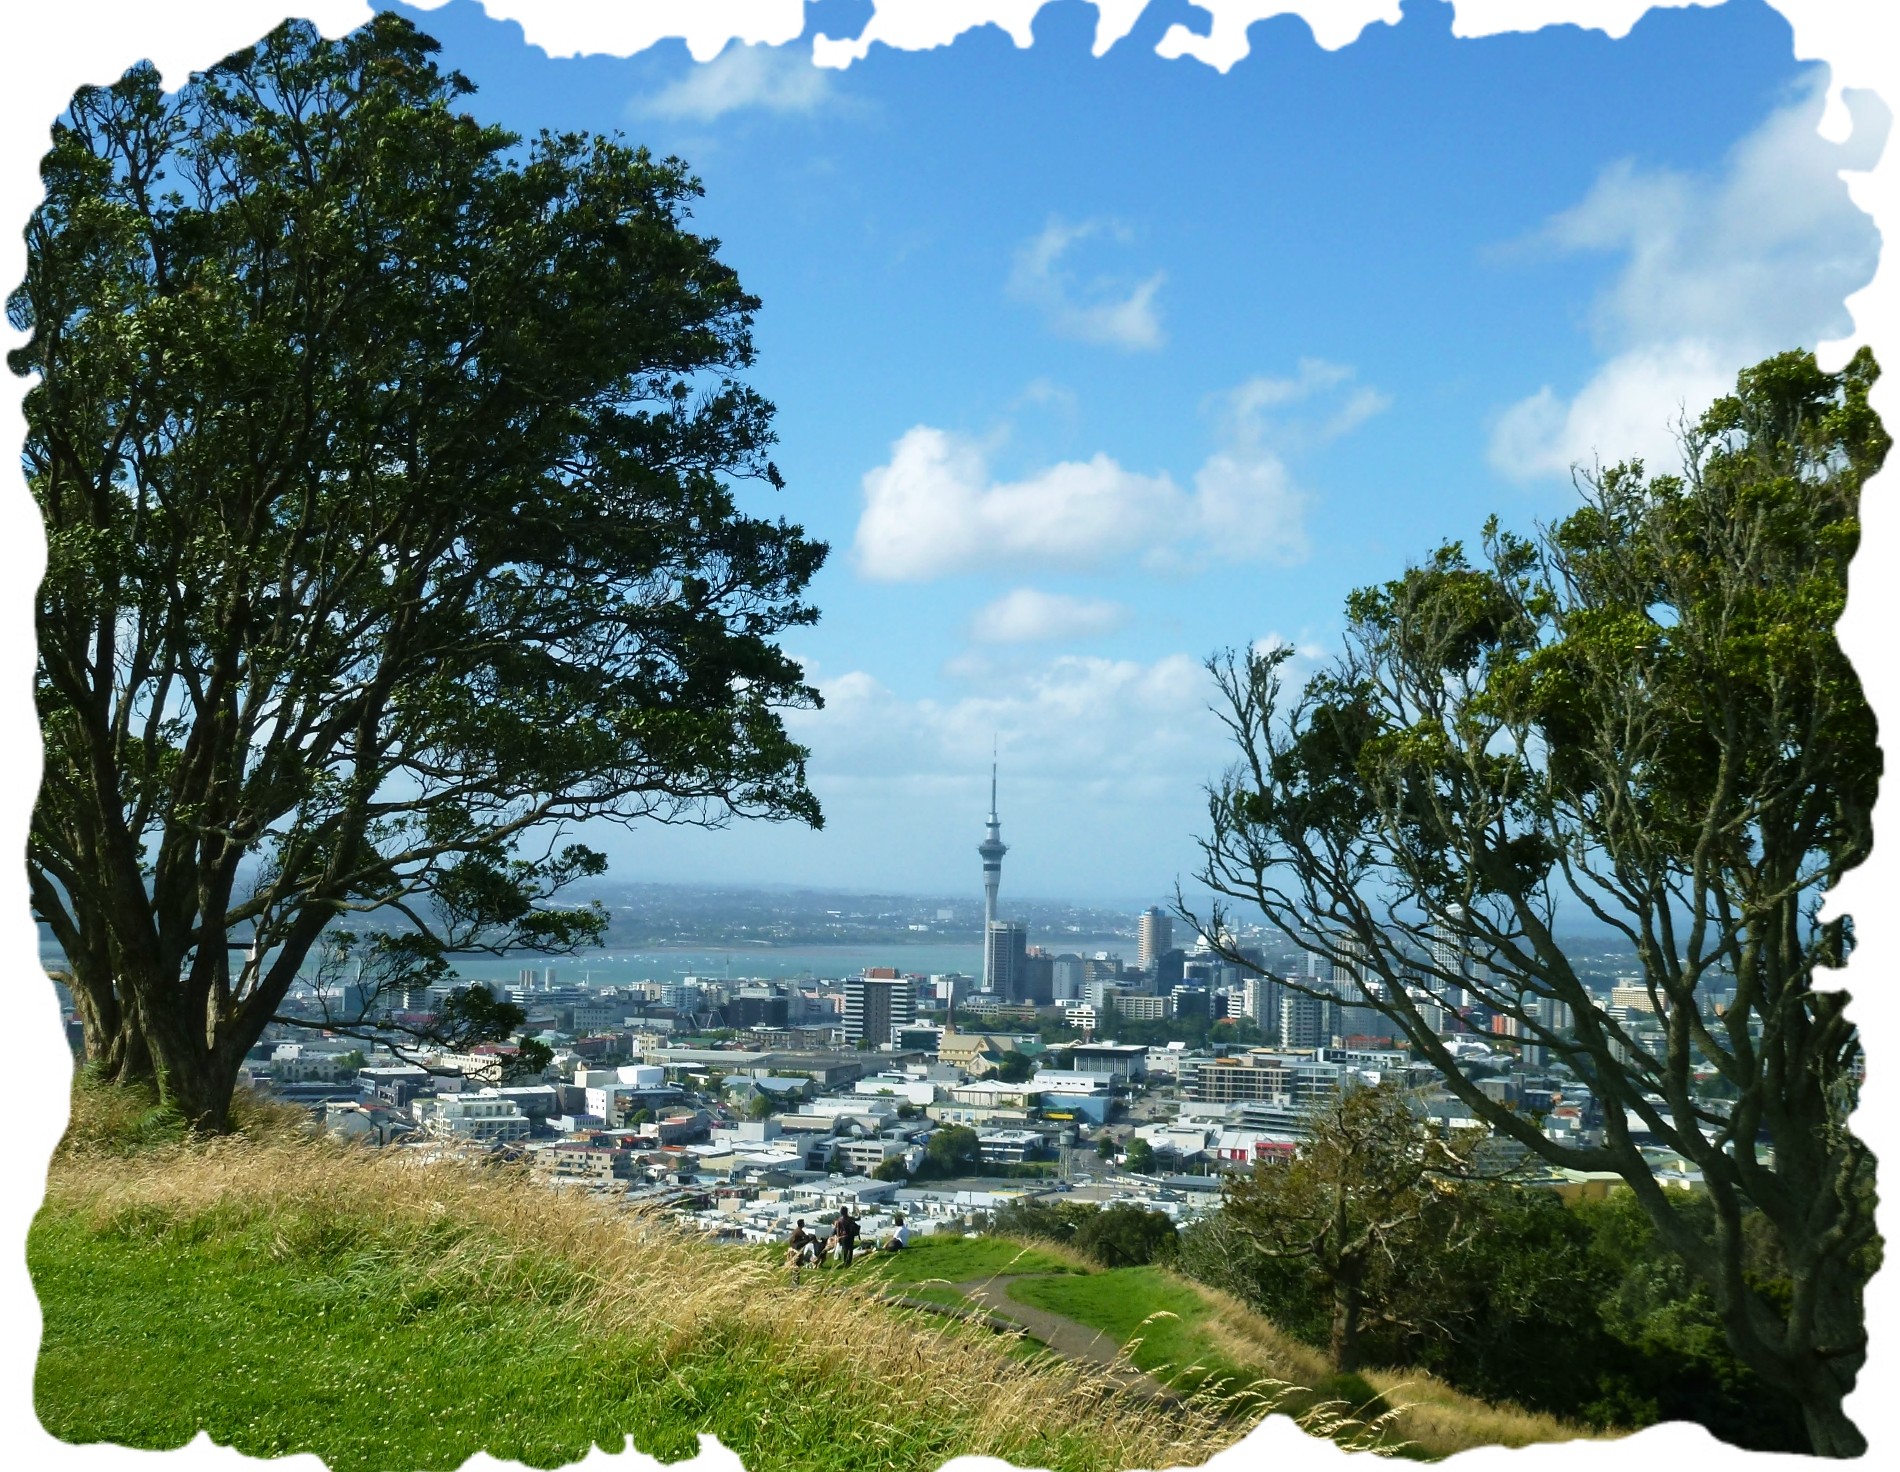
xmin=833 ymin=1207 xmax=861 ymax=1266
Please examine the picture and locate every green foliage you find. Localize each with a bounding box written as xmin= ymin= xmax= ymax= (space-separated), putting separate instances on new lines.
xmin=871 ymin=1156 xmax=908 ymax=1182
xmin=920 ymin=1126 xmax=981 ymax=1178
xmin=1193 ymin=348 xmax=1886 ymax=1451
xmin=993 ymin=1051 xmax=1037 ymax=1083
xmin=1177 ymin=1177 xmax=1811 ymax=1453
xmin=1122 ymin=1137 xmax=1157 ymax=1174
xmin=17 ymin=13 xmax=827 ymax=1131
xmin=1072 ymin=1205 xmax=1177 ymax=1269
xmin=502 ymin=1039 xmax=553 ymax=1082
xmin=991 ymin=1199 xmax=1102 ymax=1246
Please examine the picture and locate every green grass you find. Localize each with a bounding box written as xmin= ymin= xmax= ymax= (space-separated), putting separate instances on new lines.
xmin=33 ymin=1083 xmax=1592 ymax=1467
xmin=1008 ymin=1265 xmax=1258 ymax=1398
xmin=853 ymin=1233 xmax=1088 ymax=1289
xmin=30 ymin=1209 xmax=1128 ymax=1472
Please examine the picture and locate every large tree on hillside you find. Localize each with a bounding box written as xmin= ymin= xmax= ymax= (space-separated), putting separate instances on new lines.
xmin=13 ymin=16 xmax=826 ymax=1133
xmin=1220 ymin=1082 xmax=1485 ymax=1371
xmin=1184 ymin=348 xmax=1884 ymax=1454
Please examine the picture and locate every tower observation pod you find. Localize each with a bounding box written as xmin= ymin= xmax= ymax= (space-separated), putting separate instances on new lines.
xmin=978 ymin=754 xmax=1007 ymax=994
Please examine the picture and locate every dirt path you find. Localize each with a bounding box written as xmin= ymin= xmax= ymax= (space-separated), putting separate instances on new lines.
xmin=944 ymin=1274 xmax=1174 ymax=1400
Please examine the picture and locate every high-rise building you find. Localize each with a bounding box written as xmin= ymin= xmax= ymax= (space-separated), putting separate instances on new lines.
xmin=984 ymin=921 xmax=1028 ymax=1002
xmin=843 ymin=969 xmax=915 ymax=1047
xmin=1431 ymin=906 xmax=1474 ymax=1008
xmin=1137 ymin=907 xmax=1174 ymax=970
xmin=977 ymin=752 xmax=1008 ymax=994
xmin=1281 ymin=989 xmax=1336 ymax=1049
xmin=1240 ymin=973 xmax=1282 ymax=1028
xmin=1330 ymin=934 xmax=1368 ymax=987
xmin=1022 ymin=949 xmax=1055 ymax=1006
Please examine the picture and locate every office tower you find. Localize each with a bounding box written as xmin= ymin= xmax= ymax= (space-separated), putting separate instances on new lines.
xmin=1051 ymin=954 xmax=1086 ymax=1001
xmin=1022 ymin=950 xmax=1055 ymax=1006
xmin=1431 ymin=905 xmax=1471 ymax=1008
xmin=1152 ymin=947 xmax=1186 ymax=991
xmin=844 ymin=969 xmax=915 ymax=1047
xmin=977 ymin=752 xmax=1008 ymax=994
xmin=1281 ymin=989 xmax=1334 ymax=1049
xmin=984 ymin=921 xmax=1028 ymax=1001
xmin=1137 ymin=907 xmax=1174 ymax=970
xmin=1330 ymin=933 xmax=1368 ymax=986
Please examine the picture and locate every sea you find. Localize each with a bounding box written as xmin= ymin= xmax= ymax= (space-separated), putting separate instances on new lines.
xmin=447 ymin=936 xmax=1135 ymax=988
xmin=38 ymin=936 xmax=1137 ymax=990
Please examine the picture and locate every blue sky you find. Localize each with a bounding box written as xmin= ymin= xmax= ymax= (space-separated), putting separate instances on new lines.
xmin=389 ymin=0 xmax=1883 ymax=905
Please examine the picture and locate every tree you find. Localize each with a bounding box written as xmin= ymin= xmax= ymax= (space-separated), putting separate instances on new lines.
xmin=1187 ymin=349 xmax=1885 ymax=1451
xmin=1122 ymin=1136 xmax=1156 ymax=1174
xmin=1218 ymin=1083 xmax=1482 ymax=1370
xmin=499 ymin=1036 xmax=552 ymax=1083
xmin=992 ymin=1049 xmax=1036 ymax=1084
xmin=1071 ymin=1203 xmax=1176 ymax=1268
xmin=15 ymin=16 xmax=825 ymax=1133
xmin=923 ymin=1125 xmax=981 ymax=1176
xmin=871 ymin=1155 xmax=908 ymax=1183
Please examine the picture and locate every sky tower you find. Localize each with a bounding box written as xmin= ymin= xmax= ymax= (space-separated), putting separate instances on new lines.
xmin=977 ymin=747 xmax=1007 ymax=994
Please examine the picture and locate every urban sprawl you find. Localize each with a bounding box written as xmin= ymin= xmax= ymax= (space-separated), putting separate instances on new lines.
xmin=54 ymin=773 xmax=1728 ymax=1248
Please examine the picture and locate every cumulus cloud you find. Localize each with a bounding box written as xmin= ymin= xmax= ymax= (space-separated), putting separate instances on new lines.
xmin=643 ymin=40 xmax=831 ymax=120
xmin=970 ymin=588 xmax=1130 ymax=644
xmin=1490 ymin=76 xmax=1886 ymax=480
xmin=852 ymin=428 xmax=1182 ymax=579
xmin=853 ymin=362 xmax=1386 ymax=580
xmin=1008 ymin=217 xmax=1166 ymax=351
xmin=1186 ymin=360 xmax=1389 ymax=564
xmin=785 ymin=652 xmax=1220 ymax=784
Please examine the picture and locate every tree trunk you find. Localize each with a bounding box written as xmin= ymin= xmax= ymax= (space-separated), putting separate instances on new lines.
xmin=1330 ymin=1272 xmax=1365 ymax=1372
xmin=1800 ymin=1392 xmax=1867 ymax=1459
xmin=137 ymin=982 xmax=238 ymax=1134
xmin=64 ymin=957 xmax=154 ymax=1087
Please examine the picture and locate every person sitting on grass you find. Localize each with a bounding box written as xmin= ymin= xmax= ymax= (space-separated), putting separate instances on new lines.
xmin=785 ymin=1219 xmax=818 ymax=1281
xmin=879 ymin=1213 xmax=911 ymax=1252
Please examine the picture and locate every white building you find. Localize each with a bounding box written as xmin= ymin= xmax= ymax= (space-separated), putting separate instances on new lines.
xmin=417 ymin=1091 xmax=530 ymax=1142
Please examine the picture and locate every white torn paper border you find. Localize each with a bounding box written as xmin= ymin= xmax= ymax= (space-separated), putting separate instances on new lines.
xmin=0 ymin=5 xmax=1893 ymax=1472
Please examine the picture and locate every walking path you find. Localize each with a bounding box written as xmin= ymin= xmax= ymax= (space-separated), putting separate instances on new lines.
xmin=886 ymin=1272 xmax=1173 ymax=1401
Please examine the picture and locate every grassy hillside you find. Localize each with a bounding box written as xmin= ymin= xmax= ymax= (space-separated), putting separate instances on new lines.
xmin=29 ymin=1085 xmax=1598 ymax=1470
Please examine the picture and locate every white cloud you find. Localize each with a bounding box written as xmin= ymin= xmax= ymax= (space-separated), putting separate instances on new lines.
xmin=786 ymin=652 xmax=1220 ymax=784
xmin=643 ymin=40 xmax=832 ymax=120
xmin=970 ymin=588 xmax=1130 ymax=644
xmin=851 ymin=427 xmax=1181 ymax=579
xmin=1008 ymin=216 xmax=1166 ymax=351
xmin=1490 ymin=75 xmax=1886 ymax=480
xmin=854 ymin=363 xmax=1386 ymax=580
xmin=1490 ymin=341 xmax=1737 ymax=481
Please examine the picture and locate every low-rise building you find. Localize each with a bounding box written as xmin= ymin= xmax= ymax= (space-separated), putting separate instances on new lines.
xmin=417 ymin=1091 xmax=530 ymax=1142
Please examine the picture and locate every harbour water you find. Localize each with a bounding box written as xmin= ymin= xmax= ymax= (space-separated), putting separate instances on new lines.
xmin=448 ymin=936 xmax=1135 ymax=988
xmin=40 ymin=936 xmax=1138 ymax=989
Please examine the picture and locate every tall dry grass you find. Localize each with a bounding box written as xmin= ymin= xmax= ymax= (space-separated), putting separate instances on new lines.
xmin=1177 ymin=1274 xmax=1607 ymax=1453
xmin=43 ymin=1100 xmax=1262 ymax=1470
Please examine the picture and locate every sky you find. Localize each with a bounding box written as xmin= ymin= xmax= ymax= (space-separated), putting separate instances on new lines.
xmin=138 ymin=0 xmax=1900 ymax=905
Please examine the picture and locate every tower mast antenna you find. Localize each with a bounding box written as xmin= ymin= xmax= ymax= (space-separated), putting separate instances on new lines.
xmin=977 ymin=738 xmax=1008 ymax=1005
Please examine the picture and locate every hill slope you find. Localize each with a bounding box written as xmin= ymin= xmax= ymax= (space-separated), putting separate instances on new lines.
xmin=29 ymin=1089 xmax=1595 ymax=1470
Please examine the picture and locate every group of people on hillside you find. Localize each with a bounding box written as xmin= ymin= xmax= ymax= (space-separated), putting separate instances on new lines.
xmin=783 ymin=1208 xmax=909 ymax=1280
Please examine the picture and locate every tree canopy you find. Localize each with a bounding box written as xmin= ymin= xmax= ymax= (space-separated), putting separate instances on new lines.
xmin=1187 ymin=348 xmax=1885 ymax=1454
xmin=15 ymin=15 xmax=825 ymax=1132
